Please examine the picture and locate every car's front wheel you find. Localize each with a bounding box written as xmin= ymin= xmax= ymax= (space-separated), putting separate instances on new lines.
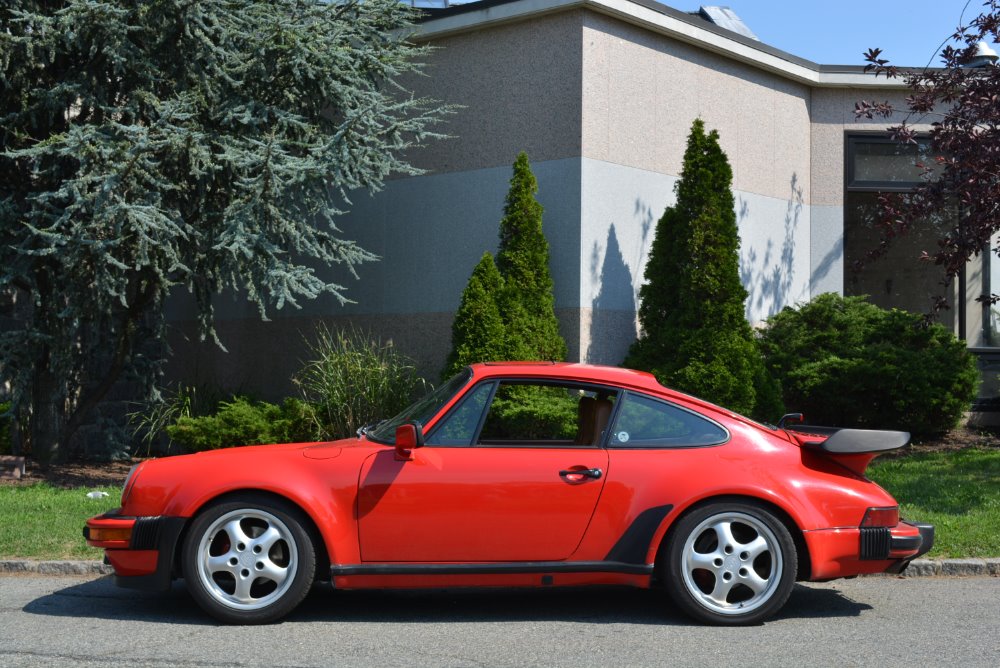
xmin=182 ymin=495 xmax=316 ymax=624
xmin=664 ymin=501 xmax=796 ymax=625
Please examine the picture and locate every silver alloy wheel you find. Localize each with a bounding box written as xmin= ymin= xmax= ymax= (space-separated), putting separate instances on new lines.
xmin=680 ymin=510 xmax=783 ymax=616
xmin=194 ymin=508 xmax=299 ymax=611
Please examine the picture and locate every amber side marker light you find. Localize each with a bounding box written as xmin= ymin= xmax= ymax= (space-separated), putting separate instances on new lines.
xmin=88 ymin=527 xmax=132 ymax=543
xmin=861 ymin=506 xmax=899 ymax=528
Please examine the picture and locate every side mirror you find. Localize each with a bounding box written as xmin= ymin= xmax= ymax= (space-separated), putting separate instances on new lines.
xmin=394 ymin=421 xmax=425 ymax=461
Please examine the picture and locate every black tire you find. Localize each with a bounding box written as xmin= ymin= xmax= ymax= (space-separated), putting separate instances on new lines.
xmin=182 ymin=494 xmax=316 ymax=624
xmin=663 ymin=501 xmax=796 ymax=625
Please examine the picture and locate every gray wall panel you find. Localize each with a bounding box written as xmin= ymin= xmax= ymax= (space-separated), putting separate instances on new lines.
xmin=809 ymin=205 xmax=845 ymax=297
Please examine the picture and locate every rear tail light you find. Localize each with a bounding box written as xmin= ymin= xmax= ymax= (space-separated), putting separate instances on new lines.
xmin=861 ymin=506 xmax=899 ymax=528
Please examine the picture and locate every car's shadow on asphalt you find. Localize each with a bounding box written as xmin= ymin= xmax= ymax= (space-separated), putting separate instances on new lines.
xmin=24 ymin=577 xmax=871 ymax=626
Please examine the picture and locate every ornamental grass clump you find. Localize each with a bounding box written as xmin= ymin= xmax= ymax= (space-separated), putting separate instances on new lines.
xmin=294 ymin=325 xmax=428 ymax=440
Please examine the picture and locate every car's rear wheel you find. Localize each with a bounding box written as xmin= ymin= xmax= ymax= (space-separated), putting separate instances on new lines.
xmin=664 ymin=501 xmax=796 ymax=625
xmin=182 ymin=495 xmax=316 ymax=624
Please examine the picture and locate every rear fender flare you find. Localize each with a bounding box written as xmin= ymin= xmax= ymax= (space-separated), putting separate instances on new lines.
xmin=645 ymin=491 xmax=812 ymax=578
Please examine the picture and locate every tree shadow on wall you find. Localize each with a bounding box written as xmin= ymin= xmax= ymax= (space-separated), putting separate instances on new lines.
xmin=739 ymin=173 xmax=803 ymax=320
xmin=587 ymin=223 xmax=638 ymax=364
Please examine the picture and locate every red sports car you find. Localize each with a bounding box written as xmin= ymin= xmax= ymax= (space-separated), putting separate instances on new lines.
xmin=85 ymin=362 xmax=932 ymax=625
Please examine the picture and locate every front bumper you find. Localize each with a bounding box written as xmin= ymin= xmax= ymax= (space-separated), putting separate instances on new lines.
xmin=84 ymin=511 xmax=186 ymax=591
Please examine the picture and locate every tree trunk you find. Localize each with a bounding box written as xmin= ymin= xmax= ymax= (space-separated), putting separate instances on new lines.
xmin=30 ymin=365 xmax=63 ymax=465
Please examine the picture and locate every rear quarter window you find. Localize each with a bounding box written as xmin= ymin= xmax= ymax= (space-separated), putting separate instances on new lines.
xmin=609 ymin=392 xmax=728 ymax=448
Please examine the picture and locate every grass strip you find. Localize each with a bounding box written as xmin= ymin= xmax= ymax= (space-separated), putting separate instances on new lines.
xmin=0 ymin=484 xmax=121 ymax=560
xmin=868 ymin=448 xmax=1000 ymax=558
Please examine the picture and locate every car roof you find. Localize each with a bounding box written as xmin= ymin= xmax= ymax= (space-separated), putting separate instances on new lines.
xmin=465 ymin=362 xmax=754 ymax=425
xmin=469 ymin=362 xmax=664 ymax=394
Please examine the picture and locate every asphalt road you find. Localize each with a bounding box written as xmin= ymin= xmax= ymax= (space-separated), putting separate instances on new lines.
xmin=0 ymin=574 xmax=998 ymax=667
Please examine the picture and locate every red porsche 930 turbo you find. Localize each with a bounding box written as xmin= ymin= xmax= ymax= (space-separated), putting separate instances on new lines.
xmin=85 ymin=362 xmax=932 ymax=625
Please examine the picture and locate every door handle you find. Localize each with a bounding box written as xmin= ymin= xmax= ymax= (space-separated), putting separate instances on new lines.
xmin=559 ymin=467 xmax=603 ymax=480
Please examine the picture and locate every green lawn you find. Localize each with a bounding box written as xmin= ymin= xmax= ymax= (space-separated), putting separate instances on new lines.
xmin=0 ymin=484 xmax=120 ymax=560
xmin=867 ymin=448 xmax=1000 ymax=558
xmin=0 ymin=448 xmax=997 ymax=561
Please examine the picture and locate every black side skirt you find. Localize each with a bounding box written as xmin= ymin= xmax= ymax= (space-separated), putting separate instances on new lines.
xmin=330 ymin=561 xmax=654 ymax=577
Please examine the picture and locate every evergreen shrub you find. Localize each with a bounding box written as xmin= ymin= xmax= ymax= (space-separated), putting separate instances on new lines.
xmin=760 ymin=293 xmax=978 ymax=435
xmin=442 ymin=152 xmax=566 ymax=378
xmin=482 ymin=387 xmax=578 ymax=440
xmin=494 ymin=152 xmax=567 ymax=363
xmin=624 ymin=119 xmax=781 ymax=420
xmin=166 ymin=397 xmax=314 ymax=452
xmin=443 ymin=253 xmax=507 ymax=378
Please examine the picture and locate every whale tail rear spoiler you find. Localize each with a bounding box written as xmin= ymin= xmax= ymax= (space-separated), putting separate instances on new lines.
xmin=784 ymin=425 xmax=910 ymax=474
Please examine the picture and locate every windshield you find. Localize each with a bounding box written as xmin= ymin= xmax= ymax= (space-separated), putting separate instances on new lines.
xmin=368 ymin=368 xmax=473 ymax=444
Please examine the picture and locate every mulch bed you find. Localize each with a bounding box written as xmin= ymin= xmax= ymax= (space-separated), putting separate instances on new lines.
xmin=2 ymin=426 xmax=999 ymax=489
xmin=1 ymin=459 xmax=136 ymax=489
xmin=896 ymin=425 xmax=1000 ymax=456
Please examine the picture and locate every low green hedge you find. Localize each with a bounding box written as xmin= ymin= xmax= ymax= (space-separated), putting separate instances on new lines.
xmin=165 ymin=397 xmax=315 ymax=451
xmin=760 ymin=293 xmax=978 ymax=435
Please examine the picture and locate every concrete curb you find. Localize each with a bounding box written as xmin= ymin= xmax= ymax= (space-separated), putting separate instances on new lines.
xmin=0 ymin=560 xmax=113 ymax=576
xmin=897 ymin=557 xmax=1000 ymax=577
xmin=1 ymin=558 xmax=999 ymax=578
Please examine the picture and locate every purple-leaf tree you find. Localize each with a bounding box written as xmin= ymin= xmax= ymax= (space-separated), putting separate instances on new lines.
xmin=855 ymin=0 xmax=1000 ymax=311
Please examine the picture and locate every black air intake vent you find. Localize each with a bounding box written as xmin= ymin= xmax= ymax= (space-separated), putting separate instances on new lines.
xmin=860 ymin=527 xmax=891 ymax=560
xmin=130 ymin=517 xmax=162 ymax=550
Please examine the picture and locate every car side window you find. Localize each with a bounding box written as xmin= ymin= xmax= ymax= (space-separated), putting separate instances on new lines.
xmin=425 ymin=382 xmax=494 ymax=446
xmin=609 ymin=392 xmax=727 ymax=448
xmin=476 ymin=381 xmax=617 ymax=447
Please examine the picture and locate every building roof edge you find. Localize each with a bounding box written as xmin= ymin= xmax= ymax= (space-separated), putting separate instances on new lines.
xmin=412 ymin=0 xmax=912 ymax=89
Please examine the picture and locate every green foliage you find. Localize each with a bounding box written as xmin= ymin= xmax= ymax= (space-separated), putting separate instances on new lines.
xmin=165 ymin=397 xmax=315 ymax=452
xmin=868 ymin=448 xmax=1000 ymax=558
xmin=442 ymin=253 xmax=507 ymax=378
xmin=0 ymin=0 xmax=450 ymax=462
xmin=760 ymin=293 xmax=978 ymax=435
xmin=481 ymin=386 xmax=579 ymax=441
xmin=294 ymin=325 xmax=428 ymax=440
xmin=160 ymin=326 xmax=429 ymax=450
xmin=495 ymin=152 xmax=567 ymax=362
xmin=128 ymin=383 xmax=230 ymax=456
xmin=625 ymin=119 xmax=777 ymax=419
xmin=443 ymin=152 xmax=567 ymax=376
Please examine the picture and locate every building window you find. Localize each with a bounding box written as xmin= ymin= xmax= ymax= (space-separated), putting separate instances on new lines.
xmin=845 ymin=134 xmax=1000 ymax=409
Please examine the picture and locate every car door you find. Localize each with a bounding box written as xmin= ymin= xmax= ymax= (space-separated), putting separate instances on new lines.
xmin=357 ymin=380 xmax=613 ymax=563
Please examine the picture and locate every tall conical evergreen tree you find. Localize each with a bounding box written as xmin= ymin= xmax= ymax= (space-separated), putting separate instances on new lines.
xmin=495 ymin=152 xmax=567 ymax=362
xmin=625 ymin=119 xmax=780 ymax=418
xmin=442 ymin=152 xmax=567 ymax=376
xmin=442 ymin=253 xmax=507 ymax=378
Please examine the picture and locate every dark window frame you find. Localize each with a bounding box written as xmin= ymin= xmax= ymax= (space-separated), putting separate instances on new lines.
xmin=845 ymin=133 xmax=934 ymax=192
xmin=424 ymin=378 xmax=622 ymax=449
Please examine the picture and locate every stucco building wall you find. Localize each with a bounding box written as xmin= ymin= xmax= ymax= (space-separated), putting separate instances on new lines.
xmin=165 ymin=1 xmax=911 ymax=397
